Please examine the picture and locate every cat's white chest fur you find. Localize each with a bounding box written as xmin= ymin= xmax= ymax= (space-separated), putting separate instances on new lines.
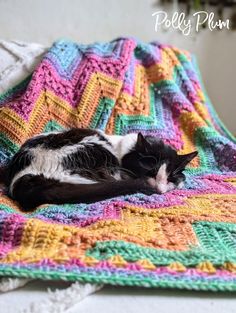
xmin=104 ymin=133 xmax=138 ymax=161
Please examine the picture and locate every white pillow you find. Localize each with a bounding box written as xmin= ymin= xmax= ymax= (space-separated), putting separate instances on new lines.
xmin=0 ymin=40 xmax=47 ymax=94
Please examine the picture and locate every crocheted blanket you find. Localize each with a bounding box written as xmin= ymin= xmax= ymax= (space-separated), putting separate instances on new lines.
xmin=0 ymin=38 xmax=236 ymax=292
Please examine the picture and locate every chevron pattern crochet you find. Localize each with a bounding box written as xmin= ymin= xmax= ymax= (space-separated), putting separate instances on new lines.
xmin=0 ymin=38 xmax=236 ymax=291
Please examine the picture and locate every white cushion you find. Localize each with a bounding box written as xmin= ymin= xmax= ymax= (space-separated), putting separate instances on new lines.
xmin=0 ymin=40 xmax=47 ymax=94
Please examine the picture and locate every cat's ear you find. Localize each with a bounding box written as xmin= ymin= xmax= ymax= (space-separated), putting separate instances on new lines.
xmin=136 ymin=133 xmax=150 ymax=153
xmin=176 ymin=151 xmax=198 ymax=169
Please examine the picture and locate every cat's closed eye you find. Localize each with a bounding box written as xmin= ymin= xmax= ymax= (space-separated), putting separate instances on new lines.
xmin=138 ymin=155 xmax=158 ymax=170
xmin=168 ymin=172 xmax=185 ymax=184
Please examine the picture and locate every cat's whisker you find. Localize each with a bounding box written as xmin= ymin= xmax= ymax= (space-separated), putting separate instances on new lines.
xmin=116 ymin=166 xmax=137 ymax=178
xmin=172 ymin=165 xmax=183 ymax=176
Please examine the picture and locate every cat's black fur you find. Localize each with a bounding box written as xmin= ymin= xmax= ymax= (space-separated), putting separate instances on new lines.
xmin=1 ymin=128 xmax=198 ymax=211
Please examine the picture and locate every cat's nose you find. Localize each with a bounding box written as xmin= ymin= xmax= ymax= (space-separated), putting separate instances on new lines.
xmin=146 ymin=163 xmax=169 ymax=194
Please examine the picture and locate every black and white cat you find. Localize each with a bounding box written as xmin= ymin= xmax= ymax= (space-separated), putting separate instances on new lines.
xmin=2 ymin=128 xmax=197 ymax=211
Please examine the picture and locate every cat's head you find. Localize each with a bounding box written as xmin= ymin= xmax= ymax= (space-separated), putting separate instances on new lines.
xmin=121 ymin=133 xmax=198 ymax=188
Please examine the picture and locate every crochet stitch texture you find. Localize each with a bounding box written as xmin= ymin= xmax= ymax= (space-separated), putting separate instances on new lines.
xmin=0 ymin=38 xmax=236 ymax=291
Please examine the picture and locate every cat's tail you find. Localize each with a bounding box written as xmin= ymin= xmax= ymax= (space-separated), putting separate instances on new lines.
xmin=11 ymin=174 xmax=156 ymax=211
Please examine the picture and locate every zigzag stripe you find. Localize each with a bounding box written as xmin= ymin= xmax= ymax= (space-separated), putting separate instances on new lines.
xmin=0 ymin=38 xmax=236 ymax=291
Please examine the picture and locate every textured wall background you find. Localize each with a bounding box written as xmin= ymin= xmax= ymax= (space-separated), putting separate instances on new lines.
xmin=0 ymin=0 xmax=235 ymax=133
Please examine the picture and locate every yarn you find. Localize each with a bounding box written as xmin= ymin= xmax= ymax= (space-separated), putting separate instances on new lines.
xmin=0 ymin=38 xmax=236 ymax=292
